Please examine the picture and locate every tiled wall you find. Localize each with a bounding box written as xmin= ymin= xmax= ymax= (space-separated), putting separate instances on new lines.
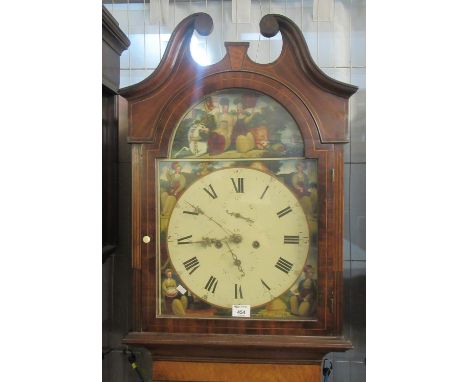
xmin=102 ymin=1 xmax=365 ymax=381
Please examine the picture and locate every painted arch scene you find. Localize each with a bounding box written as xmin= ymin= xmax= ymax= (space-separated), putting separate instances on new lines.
xmin=170 ymin=89 xmax=304 ymax=159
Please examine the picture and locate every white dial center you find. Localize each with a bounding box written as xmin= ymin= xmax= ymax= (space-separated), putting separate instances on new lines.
xmin=167 ymin=167 xmax=310 ymax=309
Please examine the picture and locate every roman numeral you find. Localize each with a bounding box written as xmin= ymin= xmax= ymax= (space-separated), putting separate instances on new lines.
xmin=203 ymin=184 xmax=218 ymax=199
xmin=231 ymin=178 xmax=244 ymax=193
xmin=260 ymin=279 xmax=271 ymax=291
xmin=260 ymin=185 xmax=269 ymax=199
xmin=234 ymin=284 xmax=243 ymax=299
xmin=182 ymin=256 xmax=200 ymax=275
xmin=275 ymin=257 xmax=293 ymax=274
xmin=177 ymin=235 xmax=192 ymax=245
xmin=284 ymin=235 xmax=300 ymax=244
xmin=183 ymin=210 xmax=199 ymax=215
xmin=277 ymin=206 xmax=292 ymax=218
xmin=204 ymin=276 xmax=218 ymax=293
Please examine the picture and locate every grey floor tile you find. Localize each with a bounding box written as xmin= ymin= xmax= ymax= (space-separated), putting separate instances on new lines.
xmin=350 ymin=361 xmax=366 ymax=382
xmin=350 ymin=69 xmax=366 ymax=163
xmin=332 ymin=360 xmax=351 ymax=382
xmin=337 ymin=260 xmax=365 ymax=362
xmin=346 ymin=325 xmax=366 ymax=362
xmin=350 ymin=260 xmax=366 ymax=328
xmin=344 ymin=163 xmax=351 ymax=260
xmin=102 ymin=351 xmax=129 ymax=382
xmin=103 ymin=349 xmax=151 ymax=382
xmin=103 ymin=256 xmax=113 ymax=325
xmin=349 ymin=164 xmax=365 ymax=260
xmin=344 ymin=140 xmax=351 ymax=165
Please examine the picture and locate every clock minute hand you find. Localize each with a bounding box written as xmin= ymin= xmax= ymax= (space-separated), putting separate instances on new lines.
xmin=223 ymin=239 xmax=245 ymax=277
xmin=184 ymin=201 xmax=235 ymax=236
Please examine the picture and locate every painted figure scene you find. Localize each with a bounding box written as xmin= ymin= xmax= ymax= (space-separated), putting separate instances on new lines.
xmin=170 ymin=90 xmax=304 ymax=159
xmin=158 ymin=159 xmax=319 ymax=319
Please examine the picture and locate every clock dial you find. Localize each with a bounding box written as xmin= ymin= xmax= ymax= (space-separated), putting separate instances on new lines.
xmin=166 ymin=167 xmax=310 ymax=309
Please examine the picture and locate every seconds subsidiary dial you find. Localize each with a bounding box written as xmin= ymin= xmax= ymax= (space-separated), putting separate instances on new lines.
xmin=166 ymin=167 xmax=310 ymax=309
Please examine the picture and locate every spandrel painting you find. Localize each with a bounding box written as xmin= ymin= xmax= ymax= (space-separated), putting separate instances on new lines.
xmin=157 ymin=159 xmax=318 ymax=320
xmin=170 ymin=90 xmax=304 ymax=159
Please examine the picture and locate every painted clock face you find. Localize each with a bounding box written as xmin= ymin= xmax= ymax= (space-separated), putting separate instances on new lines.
xmin=166 ymin=167 xmax=310 ymax=309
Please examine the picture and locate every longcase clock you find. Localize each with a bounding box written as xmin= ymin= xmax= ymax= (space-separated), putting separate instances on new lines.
xmin=120 ymin=13 xmax=357 ymax=382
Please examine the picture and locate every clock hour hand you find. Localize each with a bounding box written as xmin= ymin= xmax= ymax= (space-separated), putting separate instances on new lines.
xmin=225 ymin=210 xmax=254 ymax=225
xmin=191 ymin=236 xmax=225 ymax=248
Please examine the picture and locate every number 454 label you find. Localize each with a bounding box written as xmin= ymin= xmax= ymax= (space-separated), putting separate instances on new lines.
xmin=232 ymin=304 xmax=250 ymax=318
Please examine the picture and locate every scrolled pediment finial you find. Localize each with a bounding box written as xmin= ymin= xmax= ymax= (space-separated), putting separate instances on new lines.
xmin=259 ymin=14 xmax=280 ymax=38
xmin=194 ymin=12 xmax=213 ymax=37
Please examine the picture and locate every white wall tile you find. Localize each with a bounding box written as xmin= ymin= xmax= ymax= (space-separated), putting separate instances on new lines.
xmin=317 ymin=0 xmax=333 ymax=21
xmin=269 ymin=38 xmax=283 ymax=61
xmin=119 ymin=45 xmax=130 ymax=70
xmin=333 ymin=0 xmax=351 ymax=67
xmin=284 ymin=0 xmax=303 ymax=28
xmin=270 ymin=0 xmax=287 ymax=15
xmin=304 ymin=26 xmax=319 ymax=61
xmin=207 ymin=0 xmax=225 ymax=63
xmin=350 ymin=0 xmax=365 ymax=67
xmin=110 ymin=0 xmax=367 ymax=80
xmin=128 ymin=28 xmax=146 ymax=69
xmin=128 ymin=7 xmax=145 ymax=26
xmin=317 ymin=21 xmax=334 ymax=67
xmin=334 ymin=67 xmax=351 ymax=82
xmin=350 ymin=68 xmax=366 ymax=162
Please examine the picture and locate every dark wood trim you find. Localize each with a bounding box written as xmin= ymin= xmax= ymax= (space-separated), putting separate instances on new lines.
xmin=102 ymin=90 xmax=120 ymax=250
xmin=102 ymin=244 xmax=117 ymax=263
xmin=102 ymin=6 xmax=130 ymax=56
xmin=134 ymin=149 xmax=334 ymax=336
xmin=131 ymin=145 xmax=143 ymax=331
xmin=102 ymin=6 xmax=130 ymax=92
xmin=123 ymin=332 xmax=352 ymax=364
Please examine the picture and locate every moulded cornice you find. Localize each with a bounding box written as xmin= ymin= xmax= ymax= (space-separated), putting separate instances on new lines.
xmin=102 ymin=6 xmax=130 ymax=55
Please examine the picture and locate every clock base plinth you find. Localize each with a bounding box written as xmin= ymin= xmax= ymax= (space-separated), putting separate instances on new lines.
xmin=123 ymin=332 xmax=352 ymax=381
xmin=152 ymin=361 xmax=322 ymax=382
